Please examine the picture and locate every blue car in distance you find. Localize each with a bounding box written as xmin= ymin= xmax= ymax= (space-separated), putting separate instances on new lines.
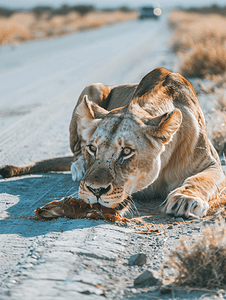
xmin=139 ymin=6 xmax=162 ymax=20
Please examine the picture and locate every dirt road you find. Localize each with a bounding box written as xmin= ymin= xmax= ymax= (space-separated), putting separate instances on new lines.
xmin=0 ymin=14 xmax=174 ymax=166
xmin=0 ymin=15 xmax=219 ymax=300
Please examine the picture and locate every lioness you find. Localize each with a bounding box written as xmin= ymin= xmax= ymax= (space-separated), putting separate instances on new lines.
xmin=1 ymin=68 xmax=225 ymax=218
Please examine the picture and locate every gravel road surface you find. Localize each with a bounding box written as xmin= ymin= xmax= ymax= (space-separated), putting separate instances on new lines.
xmin=0 ymin=14 xmax=222 ymax=300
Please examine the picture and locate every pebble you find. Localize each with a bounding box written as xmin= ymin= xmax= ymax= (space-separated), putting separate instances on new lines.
xmin=169 ymin=217 xmax=176 ymax=222
xmin=134 ymin=269 xmax=160 ymax=286
xmin=175 ymin=217 xmax=184 ymax=222
xmin=193 ymin=227 xmax=200 ymax=231
xmin=129 ymin=253 xmax=147 ymax=266
xmin=167 ymin=225 xmax=173 ymax=229
xmin=160 ymin=285 xmax=172 ymax=295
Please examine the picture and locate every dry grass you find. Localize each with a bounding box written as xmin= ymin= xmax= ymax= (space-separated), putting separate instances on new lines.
xmin=0 ymin=17 xmax=30 ymax=44
xmin=179 ymin=44 xmax=226 ymax=78
xmin=208 ymin=195 xmax=226 ymax=216
xmin=164 ymin=219 xmax=226 ymax=289
xmin=0 ymin=10 xmax=138 ymax=45
xmin=215 ymin=91 xmax=226 ymax=112
xmin=169 ymin=9 xmax=226 ymax=153
xmin=169 ymin=10 xmax=226 ymax=78
xmin=208 ymin=105 xmax=226 ymax=155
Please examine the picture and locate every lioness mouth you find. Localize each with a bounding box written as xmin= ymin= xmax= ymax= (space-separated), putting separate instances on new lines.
xmin=99 ymin=198 xmax=109 ymax=204
xmin=87 ymin=185 xmax=111 ymax=198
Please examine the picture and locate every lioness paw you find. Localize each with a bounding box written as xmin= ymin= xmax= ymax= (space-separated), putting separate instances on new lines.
xmin=162 ymin=194 xmax=209 ymax=218
xmin=71 ymin=156 xmax=86 ymax=182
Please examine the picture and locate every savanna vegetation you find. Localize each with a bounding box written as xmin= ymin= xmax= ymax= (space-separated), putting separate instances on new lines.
xmin=169 ymin=7 xmax=226 ymax=78
xmin=0 ymin=5 xmax=138 ymax=45
xmin=169 ymin=6 xmax=226 ymax=155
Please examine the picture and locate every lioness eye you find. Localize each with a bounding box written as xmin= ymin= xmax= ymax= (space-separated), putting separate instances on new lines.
xmin=88 ymin=145 xmax=97 ymax=154
xmin=122 ymin=147 xmax=132 ymax=156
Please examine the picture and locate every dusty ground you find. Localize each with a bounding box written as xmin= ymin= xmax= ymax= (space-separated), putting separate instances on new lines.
xmin=0 ymin=14 xmax=225 ymax=299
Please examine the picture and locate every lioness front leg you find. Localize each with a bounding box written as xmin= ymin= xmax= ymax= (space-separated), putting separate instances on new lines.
xmin=71 ymin=154 xmax=86 ymax=182
xmin=69 ymin=83 xmax=112 ymax=182
xmin=162 ymin=164 xmax=225 ymax=218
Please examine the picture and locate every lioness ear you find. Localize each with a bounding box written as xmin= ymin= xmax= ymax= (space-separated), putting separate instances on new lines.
xmin=144 ymin=108 xmax=182 ymax=143
xmin=76 ymin=95 xmax=108 ymax=141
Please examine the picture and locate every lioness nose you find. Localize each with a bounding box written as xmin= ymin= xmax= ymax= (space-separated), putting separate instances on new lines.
xmin=87 ymin=185 xmax=111 ymax=198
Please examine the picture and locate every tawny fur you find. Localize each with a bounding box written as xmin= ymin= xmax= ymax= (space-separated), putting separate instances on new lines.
xmin=1 ymin=68 xmax=225 ymax=218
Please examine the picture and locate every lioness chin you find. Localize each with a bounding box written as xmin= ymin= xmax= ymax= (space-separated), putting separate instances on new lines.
xmin=1 ymin=68 xmax=225 ymax=218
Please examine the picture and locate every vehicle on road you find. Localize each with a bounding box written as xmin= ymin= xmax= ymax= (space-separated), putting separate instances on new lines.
xmin=139 ymin=6 xmax=162 ymax=20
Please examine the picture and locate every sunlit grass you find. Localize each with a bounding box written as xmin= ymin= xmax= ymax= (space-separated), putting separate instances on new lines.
xmin=0 ymin=10 xmax=138 ymax=45
xmin=169 ymin=10 xmax=226 ymax=78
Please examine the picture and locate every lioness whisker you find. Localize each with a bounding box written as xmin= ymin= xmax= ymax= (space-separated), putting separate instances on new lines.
xmin=126 ymin=194 xmax=140 ymax=216
xmin=127 ymin=203 xmax=137 ymax=217
xmin=115 ymin=195 xmax=139 ymax=218
xmin=65 ymin=186 xmax=79 ymax=198
xmin=70 ymin=191 xmax=79 ymax=198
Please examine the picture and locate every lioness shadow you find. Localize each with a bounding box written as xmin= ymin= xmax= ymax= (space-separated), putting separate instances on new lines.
xmin=0 ymin=173 xmax=170 ymax=238
xmin=0 ymin=173 xmax=109 ymax=237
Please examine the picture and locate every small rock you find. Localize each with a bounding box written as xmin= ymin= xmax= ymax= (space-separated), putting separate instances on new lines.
xmin=175 ymin=217 xmax=184 ymax=222
xmin=129 ymin=253 xmax=147 ymax=266
xmin=134 ymin=269 xmax=160 ymax=286
xmin=169 ymin=217 xmax=176 ymax=222
xmin=167 ymin=225 xmax=173 ymax=229
xmin=163 ymin=264 xmax=170 ymax=269
xmin=160 ymin=285 xmax=172 ymax=295
xmin=193 ymin=227 xmax=200 ymax=231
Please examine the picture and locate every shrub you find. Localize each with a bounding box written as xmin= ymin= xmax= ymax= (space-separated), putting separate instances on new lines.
xmin=169 ymin=10 xmax=226 ymax=78
xmin=32 ymin=6 xmax=53 ymax=17
xmin=0 ymin=18 xmax=30 ymax=44
xmin=186 ymin=4 xmax=226 ymax=16
xmin=208 ymin=109 xmax=226 ymax=155
xmin=164 ymin=219 xmax=226 ymax=288
xmin=0 ymin=7 xmax=16 ymax=17
xmin=179 ymin=43 xmax=226 ymax=78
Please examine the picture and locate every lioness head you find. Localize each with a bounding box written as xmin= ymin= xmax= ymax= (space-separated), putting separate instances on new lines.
xmin=76 ymin=95 xmax=182 ymax=208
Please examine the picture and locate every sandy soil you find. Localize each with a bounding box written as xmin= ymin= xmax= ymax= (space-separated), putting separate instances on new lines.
xmin=0 ymin=14 xmax=224 ymax=299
